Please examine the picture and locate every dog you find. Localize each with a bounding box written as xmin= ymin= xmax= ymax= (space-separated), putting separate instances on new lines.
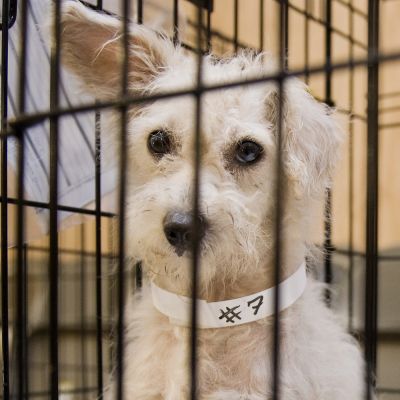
xmin=60 ymin=2 xmax=367 ymax=399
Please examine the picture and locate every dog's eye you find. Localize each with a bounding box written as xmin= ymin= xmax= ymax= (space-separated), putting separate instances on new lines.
xmin=235 ymin=140 xmax=263 ymax=164
xmin=148 ymin=130 xmax=171 ymax=155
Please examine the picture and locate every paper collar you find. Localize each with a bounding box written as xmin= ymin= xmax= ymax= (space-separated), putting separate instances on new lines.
xmin=151 ymin=262 xmax=307 ymax=329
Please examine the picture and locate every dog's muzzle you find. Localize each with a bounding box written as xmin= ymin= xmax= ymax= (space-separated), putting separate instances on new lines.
xmin=163 ymin=211 xmax=206 ymax=256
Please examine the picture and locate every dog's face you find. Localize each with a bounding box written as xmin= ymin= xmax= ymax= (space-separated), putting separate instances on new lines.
xmin=61 ymin=2 xmax=342 ymax=296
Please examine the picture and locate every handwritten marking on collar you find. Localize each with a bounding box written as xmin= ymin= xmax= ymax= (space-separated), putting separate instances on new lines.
xmin=151 ymin=262 xmax=307 ymax=329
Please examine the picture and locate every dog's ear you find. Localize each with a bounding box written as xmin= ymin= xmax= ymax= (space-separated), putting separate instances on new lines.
xmin=61 ymin=1 xmax=172 ymax=98
xmin=265 ymin=80 xmax=343 ymax=198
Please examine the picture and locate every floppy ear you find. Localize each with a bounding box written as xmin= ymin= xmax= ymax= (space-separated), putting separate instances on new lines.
xmin=61 ymin=1 xmax=173 ymax=98
xmin=266 ymin=79 xmax=343 ymax=198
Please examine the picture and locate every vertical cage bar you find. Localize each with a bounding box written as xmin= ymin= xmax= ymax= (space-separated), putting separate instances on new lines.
xmin=137 ymin=0 xmax=143 ymax=24
xmin=272 ymin=77 xmax=284 ymax=400
xmin=323 ymin=188 xmax=332 ymax=305
xmin=324 ymin=0 xmax=332 ymax=105
xmin=1 ymin=1 xmax=11 ymax=398
xmin=95 ymin=111 xmax=104 ymax=398
xmin=49 ymin=0 xmax=61 ymax=398
xmin=108 ymin=222 xmax=116 ymax=376
xmin=364 ymin=0 xmax=380 ymax=397
xmin=281 ymin=0 xmax=289 ymax=67
xmin=173 ymin=0 xmax=179 ymax=44
xmin=347 ymin=0 xmax=355 ymax=332
xmin=21 ymin=244 xmax=29 ymax=399
xmin=16 ymin=0 xmax=29 ymax=398
xmin=190 ymin=4 xmax=204 ymax=400
xmin=323 ymin=0 xmax=333 ymax=306
xmin=22 ymin=243 xmax=29 ymax=397
xmin=15 ymin=136 xmax=26 ymax=400
xmin=304 ymin=0 xmax=310 ymax=84
xmin=135 ymin=262 xmax=142 ymax=289
xmin=80 ymin=225 xmax=88 ymax=395
xmin=95 ymin=2 xmax=104 ymax=398
xmin=116 ymin=0 xmax=131 ymax=399
xmin=233 ymin=0 xmax=238 ymax=52
xmin=259 ymin=0 xmax=264 ymax=52
xmin=272 ymin=0 xmax=289 ymax=399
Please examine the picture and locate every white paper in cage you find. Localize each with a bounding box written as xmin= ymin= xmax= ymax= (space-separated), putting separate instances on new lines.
xmin=3 ymin=0 xmax=118 ymax=244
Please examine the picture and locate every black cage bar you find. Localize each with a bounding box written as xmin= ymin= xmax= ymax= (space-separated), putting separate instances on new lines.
xmin=1 ymin=0 xmax=399 ymax=399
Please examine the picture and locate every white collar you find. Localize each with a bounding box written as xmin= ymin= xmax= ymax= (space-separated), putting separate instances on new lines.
xmin=151 ymin=262 xmax=307 ymax=329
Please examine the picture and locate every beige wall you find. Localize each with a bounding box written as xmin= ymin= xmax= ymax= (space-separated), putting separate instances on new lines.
xmin=202 ymin=0 xmax=400 ymax=252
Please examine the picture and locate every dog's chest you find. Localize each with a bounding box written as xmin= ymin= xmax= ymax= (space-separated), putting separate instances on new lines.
xmin=124 ymin=293 xmax=272 ymax=398
xmin=199 ymin=325 xmax=271 ymax=384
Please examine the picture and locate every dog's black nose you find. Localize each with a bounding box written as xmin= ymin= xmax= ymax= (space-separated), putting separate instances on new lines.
xmin=163 ymin=211 xmax=206 ymax=256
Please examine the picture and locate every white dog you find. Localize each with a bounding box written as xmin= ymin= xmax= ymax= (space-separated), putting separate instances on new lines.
xmin=61 ymin=2 xmax=368 ymax=399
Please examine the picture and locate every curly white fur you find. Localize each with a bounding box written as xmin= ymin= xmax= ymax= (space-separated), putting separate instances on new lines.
xmin=61 ymin=2 xmax=370 ymax=399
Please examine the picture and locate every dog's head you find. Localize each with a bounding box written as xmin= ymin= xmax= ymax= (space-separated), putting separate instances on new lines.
xmin=61 ymin=2 xmax=342 ymax=298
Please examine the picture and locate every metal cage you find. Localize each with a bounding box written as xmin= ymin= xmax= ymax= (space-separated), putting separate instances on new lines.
xmin=1 ymin=0 xmax=399 ymax=399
